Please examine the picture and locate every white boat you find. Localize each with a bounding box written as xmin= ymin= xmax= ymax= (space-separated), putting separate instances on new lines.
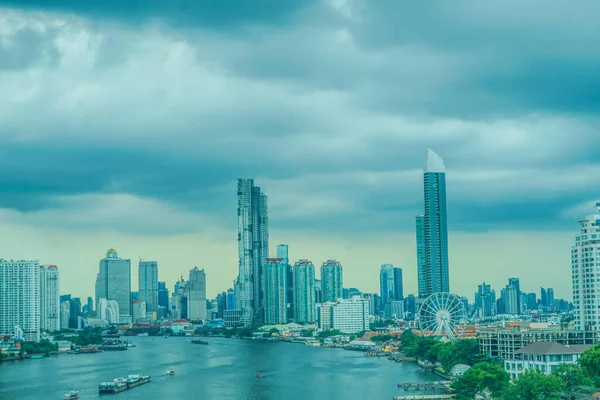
xmin=166 ymin=368 xmax=175 ymax=376
xmin=64 ymin=390 xmax=79 ymax=399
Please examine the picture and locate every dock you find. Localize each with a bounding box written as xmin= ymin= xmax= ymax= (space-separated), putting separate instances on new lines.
xmin=397 ymin=381 xmax=451 ymax=392
xmin=393 ymin=395 xmax=454 ymax=399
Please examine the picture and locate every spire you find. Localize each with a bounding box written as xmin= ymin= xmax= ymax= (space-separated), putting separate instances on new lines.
xmin=425 ymin=149 xmax=446 ymax=173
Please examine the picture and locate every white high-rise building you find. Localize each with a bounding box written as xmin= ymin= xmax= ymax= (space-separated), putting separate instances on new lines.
xmin=264 ymin=258 xmax=287 ymax=325
xmin=138 ymin=261 xmax=158 ymax=313
xmin=39 ymin=265 xmax=60 ymax=332
xmin=317 ymin=296 xmax=369 ymax=334
xmin=572 ymin=203 xmax=600 ymax=330
xmin=97 ymin=298 xmax=120 ymax=324
xmin=188 ymin=267 xmax=207 ymax=321
xmin=236 ymin=179 xmax=269 ymax=327
xmin=0 ymin=260 xmax=40 ymax=341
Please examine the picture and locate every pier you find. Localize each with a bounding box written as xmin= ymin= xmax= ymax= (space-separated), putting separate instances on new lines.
xmin=393 ymin=395 xmax=454 ymax=400
xmin=397 ymin=381 xmax=451 ymax=392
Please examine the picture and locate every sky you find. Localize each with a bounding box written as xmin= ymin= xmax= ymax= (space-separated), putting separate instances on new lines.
xmin=1 ymin=0 xmax=599 ymax=301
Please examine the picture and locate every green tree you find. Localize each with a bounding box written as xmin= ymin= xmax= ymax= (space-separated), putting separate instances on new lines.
xmin=370 ymin=335 xmax=394 ymax=343
xmin=450 ymin=362 xmax=509 ymax=400
xmin=399 ymin=329 xmax=415 ymax=349
xmin=501 ymin=369 xmax=564 ymax=400
xmin=578 ymin=344 xmax=600 ymax=377
xmin=553 ymin=364 xmax=594 ymax=400
xmin=300 ymin=329 xmax=314 ymax=338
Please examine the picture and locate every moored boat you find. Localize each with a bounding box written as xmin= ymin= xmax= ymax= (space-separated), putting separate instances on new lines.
xmin=166 ymin=368 xmax=175 ymax=376
xmin=125 ymin=374 xmax=151 ymax=388
xmin=64 ymin=390 xmax=79 ymax=399
xmin=99 ymin=378 xmax=128 ymax=394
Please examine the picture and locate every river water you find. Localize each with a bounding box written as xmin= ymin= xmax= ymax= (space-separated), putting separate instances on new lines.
xmin=0 ymin=337 xmax=440 ymax=400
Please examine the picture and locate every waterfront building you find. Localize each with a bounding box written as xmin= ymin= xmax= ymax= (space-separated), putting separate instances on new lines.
xmin=293 ymin=259 xmax=316 ymax=323
xmin=60 ymin=301 xmax=70 ymax=330
xmin=478 ymin=326 xmax=600 ymax=361
xmin=572 ymin=203 xmax=600 ymax=330
xmin=39 ymin=265 xmax=60 ymax=332
xmin=264 ymin=258 xmax=288 ymax=325
xmin=236 ymin=179 xmax=269 ymax=327
xmin=321 ymin=260 xmax=343 ymax=303
xmin=138 ymin=260 xmax=158 ymax=313
xmin=504 ymin=342 xmax=592 ymax=380
xmin=475 ymin=282 xmax=496 ymax=318
xmin=95 ymin=249 xmax=132 ymax=324
xmin=317 ymin=296 xmax=369 ymax=334
xmin=188 ymin=267 xmax=207 ymax=321
xmin=223 ymin=309 xmax=242 ymax=328
xmin=418 ymin=149 xmax=450 ymax=298
xmin=97 ymin=298 xmax=120 ymax=324
xmin=0 ymin=260 xmax=40 ymax=341
xmin=277 ymin=244 xmax=294 ymax=322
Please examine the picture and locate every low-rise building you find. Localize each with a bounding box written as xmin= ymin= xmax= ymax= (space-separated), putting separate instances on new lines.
xmin=317 ymin=296 xmax=369 ymax=334
xmin=504 ymin=342 xmax=592 ymax=380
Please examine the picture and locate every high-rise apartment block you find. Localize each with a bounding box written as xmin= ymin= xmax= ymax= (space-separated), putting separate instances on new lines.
xmin=572 ymin=203 xmax=600 ymax=330
xmin=138 ymin=260 xmax=158 ymax=313
xmin=187 ymin=267 xmax=207 ymax=321
xmin=293 ymin=259 xmax=316 ymax=323
xmin=95 ymin=249 xmax=132 ymax=324
xmin=317 ymin=296 xmax=369 ymax=334
xmin=0 ymin=260 xmax=40 ymax=341
xmin=236 ymin=179 xmax=269 ymax=327
xmin=417 ymin=149 xmax=450 ymax=298
xmin=277 ymin=244 xmax=294 ymax=322
xmin=39 ymin=264 xmax=60 ymax=332
xmin=321 ymin=260 xmax=343 ymax=303
xmin=264 ymin=258 xmax=288 ymax=324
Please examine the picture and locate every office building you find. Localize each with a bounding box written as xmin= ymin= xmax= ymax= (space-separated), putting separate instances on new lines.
xmin=393 ymin=268 xmax=404 ymax=301
xmin=138 ymin=260 xmax=158 ymax=313
xmin=87 ymin=297 xmax=93 ymax=316
xmin=404 ymin=294 xmax=416 ymax=318
xmin=317 ymin=296 xmax=369 ymax=334
xmin=39 ymin=265 xmax=60 ymax=332
xmin=264 ymin=258 xmax=287 ymax=324
xmin=418 ymin=149 xmax=450 ymax=298
xmin=572 ymin=203 xmax=600 ymax=330
xmin=321 ymin=260 xmax=343 ymax=303
xmin=187 ymin=267 xmax=207 ymax=321
xmin=547 ymin=288 xmax=555 ymax=312
xmin=501 ymin=285 xmax=519 ymax=315
xmin=315 ymin=279 xmax=322 ymax=304
xmin=226 ymin=289 xmax=235 ymax=310
xmin=60 ymin=301 xmax=70 ymax=330
xmin=277 ymin=244 xmax=294 ymax=322
xmin=132 ymin=300 xmax=147 ymax=323
xmin=380 ymin=264 xmax=395 ymax=306
xmin=527 ymin=293 xmax=537 ymax=311
xmin=508 ymin=278 xmax=521 ymax=314
xmin=158 ymin=281 xmax=169 ymax=318
xmin=293 ymin=259 xmax=316 ymax=323
xmin=0 ymin=260 xmax=40 ymax=341
xmin=236 ymin=179 xmax=269 ymax=326
xmin=95 ymin=249 xmax=132 ymax=324
xmin=97 ymin=298 xmax=120 ymax=324
xmin=69 ymin=297 xmax=82 ymax=329
xmin=475 ymin=282 xmax=496 ymax=318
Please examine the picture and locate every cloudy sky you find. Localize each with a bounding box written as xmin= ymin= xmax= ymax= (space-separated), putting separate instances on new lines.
xmin=1 ymin=0 xmax=599 ymax=301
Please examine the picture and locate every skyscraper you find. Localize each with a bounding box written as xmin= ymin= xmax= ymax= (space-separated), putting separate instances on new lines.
xmin=321 ymin=260 xmax=343 ymax=303
xmin=187 ymin=267 xmax=207 ymax=321
xmin=0 ymin=260 xmax=40 ymax=341
xmin=475 ymin=282 xmax=496 ymax=318
xmin=293 ymin=259 xmax=316 ymax=323
xmin=39 ymin=265 xmax=60 ymax=332
xmin=572 ymin=204 xmax=600 ymax=330
xmin=379 ymin=264 xmax=395 ymax=306
xmin=277 ymin=244 xmax=294 ymax=322
xmin=264 ymin=258 xmax=288 ymax=324
xmin=415 ymin=213 xmax=426 ymax=298
xmin=418 ymin=149 xmax=450 ymax=298
xmin=95 ymin=249 xmax=132 ymax=324
xmin=236 ymin=179 xmax=269 ymax=327
xmin=393 ymin=268 xmax=404 ymax=301
xmin=138 ymin=260 xmax=158 ymax=313
xmin=547 ymin=288 xmax=555 ymax=312
xmin=508 ymin=278 xmax=521 ymax=314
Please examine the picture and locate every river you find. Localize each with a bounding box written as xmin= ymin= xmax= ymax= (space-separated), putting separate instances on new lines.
xmin=0 ymin=337 xmax=440 ymax=400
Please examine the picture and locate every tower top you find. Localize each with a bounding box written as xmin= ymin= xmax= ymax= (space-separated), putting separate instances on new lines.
xmin=425 ymin=149 xmax=446 ymax=173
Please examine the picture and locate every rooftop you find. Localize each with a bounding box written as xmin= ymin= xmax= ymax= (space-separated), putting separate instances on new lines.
xmin=515 ymin=342 xmax=592 ymax=355
xmin=425 ymin=148 xmax=446 ymax=173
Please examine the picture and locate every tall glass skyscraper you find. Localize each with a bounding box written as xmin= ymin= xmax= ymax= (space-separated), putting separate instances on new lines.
xmin=418 ymin=149 xmax=449 ymax=298
xmin=138 ymin=260 xmax=158 ymax=313
xmin=95 ymin=249 xmax=131 ymax=324
xmin=236 ymin=179 xmax=269 ymax=327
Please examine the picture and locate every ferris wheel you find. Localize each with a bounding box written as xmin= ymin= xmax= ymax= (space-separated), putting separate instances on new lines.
xmin=418 ymin=292 xmax=467 ymax=341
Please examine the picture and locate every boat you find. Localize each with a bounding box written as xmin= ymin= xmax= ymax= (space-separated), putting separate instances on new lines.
xmin=30 ymin=355 xmax=44 ymax=359
xmin=166 ymin=368 xmax=175 ymax=376
xmin=77 ymin=346 xmax=102 ymax=354
xmin=64 ymin=390 xmax=79 ymax=399
xmin=99 ymin=378 xmax=128 ymax=394
xmin=191 ymin=339 xmax=209 ymax=345
xmin=255 ymin=371 xmax=260 ymax=378
xmin=98 ymin=345 xmax=127 ymax=351
xmin=125 ymin=374 xmax=151 ymax=389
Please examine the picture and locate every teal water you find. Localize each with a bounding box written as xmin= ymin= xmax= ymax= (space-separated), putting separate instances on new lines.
xmin=0 ymin=337 xmax=440 ymax=400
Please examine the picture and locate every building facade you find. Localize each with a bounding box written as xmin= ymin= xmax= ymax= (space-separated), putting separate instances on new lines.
xmin=572 ymin=203 xmax=600 ymax=330
xmin=293 ymin=259 xmax=316 ymax=323
xmin=419 ymin=149 xmax=450 ymax=298
xmin=95 ymin=249 xmax=131 ymax=324
xmin=277 ymin=244 xmax=294 ymax=322
xmin=97 ymin=298 xmax=120 ymax=324
xmin=138 ymin=261 xmax=158 ymax=313
xmin=264 ymin=258 xmax=288 ymax=324
xmin=236 ymin=179 xmax=269 ymax=327
xmin=39 ymin=264 xmax=60 ymax=332
xmin=321 ymin=260 xmax=343 ymax=303
xmin=0 ymin=260 xmax=40 ymax=341
xmin=475 ymin=282 xmax=496 ymax=318
xmin=317 ymin=296 xmax=369 ymax=334
xmin=187 ymin=267 xmax=207 ymax=321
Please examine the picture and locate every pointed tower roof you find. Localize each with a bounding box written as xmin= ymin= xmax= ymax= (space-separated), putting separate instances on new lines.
xmin=425 ymin=149 xmax=446 ymax=173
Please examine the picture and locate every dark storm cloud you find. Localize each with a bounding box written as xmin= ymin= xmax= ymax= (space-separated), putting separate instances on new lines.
xmin=0 ymin=2 xmax=599 ymax=235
